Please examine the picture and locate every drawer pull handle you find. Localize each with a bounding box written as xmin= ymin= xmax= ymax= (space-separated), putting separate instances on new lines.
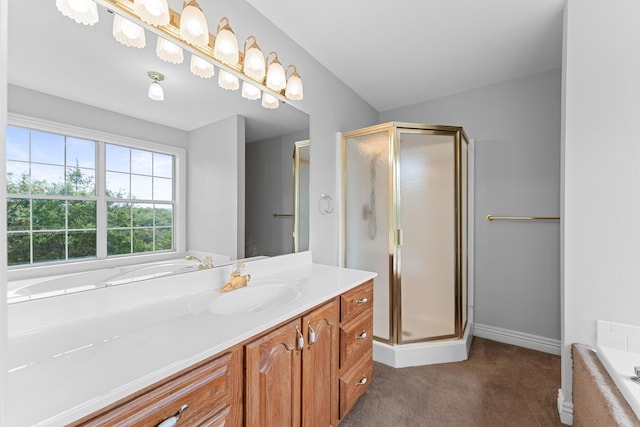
xmin=355 ymin=376 xmax=368 ymax=386
xmin=356 ymin=331 xmax=367 ymax=340
xmin=307 ymin=321 xmax=317 ymax=345
xmin=157 ymin=404 xmax=189 ymax=427
xmin=356 ymin=297 xmax=368 ymax=304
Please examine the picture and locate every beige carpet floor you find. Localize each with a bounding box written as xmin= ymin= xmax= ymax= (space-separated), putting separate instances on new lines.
xmin=340 ymin=337 xmax=563 ymax=427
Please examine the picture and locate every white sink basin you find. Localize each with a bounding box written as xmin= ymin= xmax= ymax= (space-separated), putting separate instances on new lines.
xmin=190 ymin=280 xmax=307 ymax=316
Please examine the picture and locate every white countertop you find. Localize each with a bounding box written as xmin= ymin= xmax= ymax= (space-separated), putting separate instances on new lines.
xmin=7 ymin=252 xmax=376 ymax=426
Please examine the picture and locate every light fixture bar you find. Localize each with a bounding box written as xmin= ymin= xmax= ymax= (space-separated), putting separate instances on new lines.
xmin=94 ymin=0 xmax=293 ymax=104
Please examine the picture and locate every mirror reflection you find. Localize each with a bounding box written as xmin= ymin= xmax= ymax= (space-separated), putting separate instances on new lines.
xmin=6 ymin=1 xmax=310 ymax=303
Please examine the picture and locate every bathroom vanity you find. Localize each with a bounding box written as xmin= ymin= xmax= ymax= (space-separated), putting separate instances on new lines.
xmin=6 ymin=252 xmax=375 ymax=426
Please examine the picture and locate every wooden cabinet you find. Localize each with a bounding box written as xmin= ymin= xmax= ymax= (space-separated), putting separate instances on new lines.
xmin=338 ymin=280 xmax=373 ymax=420
xmin=245 ymin=300 xmax=339 ymax=427
xmin=69 ymin=346 xmax=243 ymax=427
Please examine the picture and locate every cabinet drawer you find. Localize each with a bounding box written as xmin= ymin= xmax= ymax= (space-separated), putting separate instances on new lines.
xmin=340 ymin=308 xmax=373 ymax=369
xmin=339 ymin=353 xmax=373 ymax=419
xmin=72 ymin=351 xmax=238 ymax=427
xmin=340 ymin=280 xmax=373 ymax=324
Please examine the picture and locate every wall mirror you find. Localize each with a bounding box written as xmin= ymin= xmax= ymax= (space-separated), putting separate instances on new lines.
xmin=6 ymin=0 xmax=310 ymax=303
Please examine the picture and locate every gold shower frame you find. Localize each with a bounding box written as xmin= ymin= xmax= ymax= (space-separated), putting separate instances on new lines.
xmin=341 ymin=122 xmax=469 ymax=345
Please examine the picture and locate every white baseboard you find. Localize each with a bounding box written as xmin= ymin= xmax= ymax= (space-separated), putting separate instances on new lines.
xmin=473 ymin=323 xmax=561 ymax=355
xmin=557 ymin=388 xmax=574 ymax=425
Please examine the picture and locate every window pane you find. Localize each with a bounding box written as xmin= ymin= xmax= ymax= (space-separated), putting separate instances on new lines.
xmin=154 ymin=153 xmax=173 ymax=178
xmin=69 ymin=231 xmax=97 ymax=259
xmin=108 ymin=202 xmax=131 ymax=228
xmin=6 ymin=126 xmax=29 ymax=161
xmin=131 ymin=149 xmax=152 ymax=175
xmin=7 ymin=161 xmax=30 ymax=194
xmin=66 ymin=137 xmax=95 ymax=169
xmin=32 ymin=131 xmax=64 ymax=165
xmin=108 ymin=229 xmax=131 ymax=255
xmin=155 ymin=204 xmax=173 ymax=226
xmin=132 ymin=203 xmax=154 ymax=227
xmin=31 ymin=164 xmax=65 ymax=195
xmin=33 ymin=231 xmax=65 ymax=263
xmin=131 ymin=175 xmax=152 ymax=200
xmin=68 ymin=201 xmax=96 ymax=229
xmin=7 ymin=198 xmax=30 ymax=231
xmin=155 ymin=227 xmax=172 ymax=250
xmin=66 ymin=167 xmax=95 ymax=196
xmin=133 ymin=228 xmax=153 ymax=253
xmin=7 ymin=233 xmax=30 ymax=266
xmin=106 ymin=144 xmax=130 ymax=173
xmin=153 ymin=177 xmax=172 ymax=201
xmin=32 ymin=199 xmax=65 ymax=230
xmin=106 ymin=171 xmax=130 ymax=198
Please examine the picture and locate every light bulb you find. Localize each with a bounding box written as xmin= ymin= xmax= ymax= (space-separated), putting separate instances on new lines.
xmin=243 ymin=38 xmax=265 ymax=82
xmin=148 ymin=81 xmax=164 ymax=101
xmin=218 ymin=70 xmax=239 ymax=91
xmin=156 ymin=37 xmax=184 ymax=64
xmin=266 ymin=58 xmax=286 ymax=91
xmin=134 ymin=0 xmax=169 ymax=26
xmin=285 ymin=69 xmax=304 ymax=101
xmin=190 ymin=55 xmax=214 ymax=79
xmin=112 ymin=14 xmax=146 ymax=48
xmin=261 ymin=93 xmax=279 ymax=109
xmin=241 ymin=82 xmax=261 ymax=100
xmin=56 ymin=0 xmax=99 ymax=25
xmin=213 ymin=18 xmax=239 ymax=65
xmin=180 ymin=0 xmax=209 ymax=47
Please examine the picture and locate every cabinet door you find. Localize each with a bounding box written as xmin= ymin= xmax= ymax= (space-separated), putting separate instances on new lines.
xmin=245 ymin=319 xmax=302 ymax=427
xmin=302 ymin=299 xmax=339 ymax=427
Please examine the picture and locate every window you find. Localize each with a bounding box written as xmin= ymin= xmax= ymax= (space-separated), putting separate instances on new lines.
xmin=6 ymin=119 xmax=183 ymax=268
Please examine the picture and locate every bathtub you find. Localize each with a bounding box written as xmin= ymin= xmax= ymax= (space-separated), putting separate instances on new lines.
xmin=7 ymin=253 xmax=232 ymax=303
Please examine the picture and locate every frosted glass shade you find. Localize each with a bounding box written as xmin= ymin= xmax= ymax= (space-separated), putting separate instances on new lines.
xmin=56 ymin=0 xmax=98 ymax=25
xmin=285 ymin=73 xmax=304 ymax=101
xmin=213 ymin=25 xmax=239 ymax=65
xmin=261 ymin=93 xmax=279 ymax=109
xmin=134 ymin=0 xmax=169 ymax=26
xmin=190 ymin=55 xmax=215 ymax=79
xmin=112 ymin=14 xmax=146 ymax=48
xmin=241 ymin=82 xmax=261 ymax=100
xmin=266 ymin=60 xmax=286 ymax=91
xmin=148 ymin=81 xmax=164 ymax=101
xmin=243 ymin=46 xmax=265 ymax=81
xmin=218 ymin=70 xmax=239 ymax=91
xmin=180 ymin=0 xmax=209 ymax=47
xmin=156 ymin=37 xmax=184 ymax=64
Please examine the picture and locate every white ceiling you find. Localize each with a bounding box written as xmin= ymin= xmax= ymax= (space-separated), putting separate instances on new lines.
xmin=246 ymin=0 xmax=565 ymax=112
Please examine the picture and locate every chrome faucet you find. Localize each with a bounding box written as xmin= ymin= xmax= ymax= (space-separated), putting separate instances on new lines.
xmin=218 ymin=261 xmax=251 ymax=292
xmin=185 ymin=255 xmax=214 ymax=269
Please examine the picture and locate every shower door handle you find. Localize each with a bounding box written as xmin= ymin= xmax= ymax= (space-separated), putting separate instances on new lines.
xmin=396 ymin=228 xmax=403 ymax=246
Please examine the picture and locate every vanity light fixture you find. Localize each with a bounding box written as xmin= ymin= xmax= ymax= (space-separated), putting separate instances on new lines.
xmin=266 ymin=51 xmax=286 ymax=91
xmin=112 ymin=14 xmax=146 ymax=48
xmin=190 ymin=54 xmax=215 ymax=79
xmin=134 ymin=0 xmax=169 ymax=27
xmin=148 ymin=71 xmax=165 ymax=101
xmin=156 ymin=37 xmax=184 ymax=64
xmin=56 ymin=0 xmax=99 ymax=25
xmin=61 ymin=0 xmax=305 ymax=110
xmin=180 ymin=0 xmax=209 ymax=47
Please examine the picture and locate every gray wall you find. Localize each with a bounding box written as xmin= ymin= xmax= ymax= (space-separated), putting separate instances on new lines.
xmin=245 ymin=130 xmax=309 ymax=257
xmin=380 ymin=68 xmax=562 ymax=343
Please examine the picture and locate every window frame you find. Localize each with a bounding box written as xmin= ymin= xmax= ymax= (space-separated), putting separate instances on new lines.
xmin=6 ymin=113 xmax=186 ymax=281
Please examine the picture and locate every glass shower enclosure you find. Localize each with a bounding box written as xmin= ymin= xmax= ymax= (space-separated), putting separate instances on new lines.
xmin=342 ymin=122 xmax=469 ymax=344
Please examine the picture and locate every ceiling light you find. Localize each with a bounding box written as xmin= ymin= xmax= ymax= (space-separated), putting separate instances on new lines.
xmin=180 ymin=0 xmax=209 ymax=47
xmin=56 ymin=0 xmax=99 ymax=25
xmin=241 ymin=82 xmax=261 ymax=100
xmin=134 ymin=0 xmax=169 ymax=27
xmin=213 ymin=17 xmax=239 ymax=65
xmin=218 ymin=70 xmax=239 ymax=91
xmin=190 ymin=55 xmax=215 ymax=79
xmin=285 ymin=65 xmax=304 ymax=101
xmin=266 ymin=51 xmax=286 ymax=91
xmin=242 ymin=36 xmax=265 ymax=82
xmin=112 ymin=14 xmax=146 ymax=48
xmin=261 ymin=93 xmax=279 ymax=109
xmin=148 ymin=71 xmax=165 ymax=101
xmin=156 ymin=36 xmax=184 ymax=64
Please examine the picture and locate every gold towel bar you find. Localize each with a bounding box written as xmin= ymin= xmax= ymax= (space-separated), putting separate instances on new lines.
xmin=273 ymin=213 xmax=293 ymax=218
xmin=486 ymin=215 xmax=560 ymax=221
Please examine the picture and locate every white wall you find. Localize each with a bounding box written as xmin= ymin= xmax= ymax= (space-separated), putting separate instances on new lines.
xmin=561 ymin=0 xmax=640 ymax=417
xmin=187 ymin=115 xmax=245 ymax=259
xmin=245 ymin=130 xmax=309 ymax=257
xmin=0 ymin=0 xmax=8 ymax=423
xmin=381 ymin=69 xmax=562 ymax=345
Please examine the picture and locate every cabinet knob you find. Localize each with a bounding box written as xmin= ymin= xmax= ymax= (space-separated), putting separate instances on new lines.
xmin=307 ymin=321 xmax=317 ymax=345
xmin=296 ymin=325 xmax=305 ymax=351
xmin=355 ymin=376 xmax=368 ymax=386
xmin=157 ymin=404 xmax=189 ymax=427
xmin=356 ymin=297 xmax=368 ymax=304
xmin=356 ymin=330 xmax=367 ymax=340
